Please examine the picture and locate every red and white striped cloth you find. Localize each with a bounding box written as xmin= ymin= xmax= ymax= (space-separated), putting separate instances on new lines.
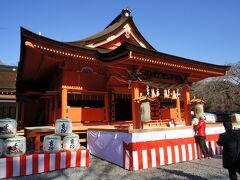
xmin=123 ymin=134 xmax=222 ymax=170
xmin=0 ymin=149 xmax=89 ymax=179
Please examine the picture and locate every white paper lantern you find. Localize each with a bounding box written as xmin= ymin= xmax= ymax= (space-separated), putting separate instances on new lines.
xmin=172 ymin=90 xmax=177 ymax=100
xmin=55 ymin=118 xmax=72 ymax=136
xmin=146 ymin=85 xmax=150 ymax=96
xmin=156 ymin=88 xmax=160 ymax=97
xmin=0 ymin=118 xmax=17 ymax=138
xmin=43 ymin=135 xmax=61 ymax=153
xmin=176 ymin=89 xmax=180 ymax=97
xmin=4 ymin=136 xmax=26 ymax=157
xmin=164 ymin=89 xmax=169 ymax=98
xmin=63 ymin=134 xmax=80 ymax=151
xmin=0 ymin=139 xmax=4 ymax=157
xmin=151 ymin=89 xmax=156 ymax=98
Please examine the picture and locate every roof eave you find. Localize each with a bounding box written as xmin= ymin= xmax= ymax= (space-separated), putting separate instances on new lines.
xmin=98 ymin=41 xmax=230 ymax=73
xmin=20 ymin=27 xmax=98 ymax=55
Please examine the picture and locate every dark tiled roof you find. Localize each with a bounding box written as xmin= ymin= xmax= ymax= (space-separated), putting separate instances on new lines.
xmin=0 ymin=65 xmax=17 ymax=90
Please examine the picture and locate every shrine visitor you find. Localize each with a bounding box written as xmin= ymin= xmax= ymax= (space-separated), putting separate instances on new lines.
xmin=194 ymin=116 xmax=210 ymax=160
xmin=217 ymin=121 xmax=240 ymax=180
xmin=192 ymin=117 xmax=199 ymax=135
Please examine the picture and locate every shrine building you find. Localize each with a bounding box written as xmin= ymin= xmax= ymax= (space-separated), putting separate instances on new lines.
xmin=16 ymin=9 xmax=229 ymax=129
xmin=0 ymin=65 xmax=17 ymax=119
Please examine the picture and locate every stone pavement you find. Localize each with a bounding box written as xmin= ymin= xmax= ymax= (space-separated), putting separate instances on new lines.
xmin=9 ymin=155 xmax=238 ymax=180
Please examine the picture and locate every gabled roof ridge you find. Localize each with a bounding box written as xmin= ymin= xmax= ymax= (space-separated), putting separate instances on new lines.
xmin=105 ymin=8 xmax=131 ymax=29
xmin=66 ymin=10 xmax=130 ymax=46
xmin=66 ymin=9 xmax=156 ymax=50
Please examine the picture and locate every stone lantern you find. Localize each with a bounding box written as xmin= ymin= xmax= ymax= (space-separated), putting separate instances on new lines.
xmin=190 ymin=97 xmax=207 ymax=119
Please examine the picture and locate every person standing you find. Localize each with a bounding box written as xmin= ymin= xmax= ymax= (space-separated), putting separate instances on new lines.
xmin=192 ymin=117 xmax=199 ymax=135
xmin=194 ymin=116 xmax=210 ymax=159
xmin=217 ymin=121 xmax=240 ymax=180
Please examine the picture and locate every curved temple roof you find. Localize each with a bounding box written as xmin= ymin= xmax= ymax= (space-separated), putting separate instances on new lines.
xmin=18 ymin=8 xmax=230 ymax=88
xmin=66 ymin=8 xmax=155 ymax=50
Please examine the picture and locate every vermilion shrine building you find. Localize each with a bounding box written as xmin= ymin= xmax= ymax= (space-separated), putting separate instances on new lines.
xmin=17 ymin=9 xmax=229 ymax=129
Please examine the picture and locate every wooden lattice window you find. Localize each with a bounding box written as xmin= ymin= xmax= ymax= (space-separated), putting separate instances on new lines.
xmin=150 ymin=102 xmax=159 ymax=120
xmin=0 ymin=102 xmax=16 ymax=119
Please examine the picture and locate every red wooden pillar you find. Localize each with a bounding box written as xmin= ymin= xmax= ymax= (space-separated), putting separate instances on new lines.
xmin=131 ymin=82 xmax=141 ymax=129
xmin=183 ymin=85 xmax=191 ymax=125
xmin=104 ymin=92 xmax=110 ymax=123
xmin=61 ymin=87 xmax=67 ymax=118
xmin=176 ymin=96 xmax=181 ymax=120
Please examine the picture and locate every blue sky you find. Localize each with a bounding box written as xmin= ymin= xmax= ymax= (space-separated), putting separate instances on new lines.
xmin=0 ymin=0 xmax=240 ymax=66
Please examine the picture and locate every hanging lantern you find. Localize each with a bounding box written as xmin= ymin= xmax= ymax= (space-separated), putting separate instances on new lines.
xmin=172 ymin=90 xmax=177 ymax=99
xmin=128 ymin=80 xmax=131 ymax=89
xmin=156 ymin=88 xmax=160 ymax=97
xmin=151 ymin=88 xmax=156 ymax=98
xmin=164 ymin=89 xmax=169 ymax=98
xmin=146 ymin=85 xmax=150 ymax=96
xmin=176 ymin=88 xmax=180 ymax=97
xmin=167 ymin=89 xmax=170 ymax=97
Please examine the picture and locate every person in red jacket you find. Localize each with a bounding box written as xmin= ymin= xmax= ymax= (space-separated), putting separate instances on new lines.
xmin=194 ymin=116 xmax=210 ymax=159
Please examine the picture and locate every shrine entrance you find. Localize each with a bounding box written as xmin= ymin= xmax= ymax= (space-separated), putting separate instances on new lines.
xmin=114 ymin=93 xmax=132 ymax=121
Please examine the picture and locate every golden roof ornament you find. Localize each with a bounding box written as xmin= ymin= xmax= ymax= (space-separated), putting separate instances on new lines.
xmin=134 ymin=93 xmax=155 ymax=103
xmin=190 ymin=96 xmax=207 ymax=105
xmin=123 ymin=8 xmax=131 ymax=17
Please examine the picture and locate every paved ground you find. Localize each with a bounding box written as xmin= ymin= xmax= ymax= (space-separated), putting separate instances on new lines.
xmin=8 ymin=155 xmax=239 ymax=180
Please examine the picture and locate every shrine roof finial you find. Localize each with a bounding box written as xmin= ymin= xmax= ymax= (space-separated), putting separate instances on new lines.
xmin=122 ymin=8 xmax=131 ymax=17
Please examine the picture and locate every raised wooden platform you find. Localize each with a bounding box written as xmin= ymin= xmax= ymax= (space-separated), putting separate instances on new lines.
xmin=24 ymin=125 xmax=115 ymax=152
xmin=23 ymin=122 xmax=235 ymax=152
xmin=87 ymin=123 xmax=240 ymax=170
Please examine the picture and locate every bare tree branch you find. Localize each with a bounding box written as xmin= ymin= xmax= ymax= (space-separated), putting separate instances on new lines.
xmin=191 ymin=62 xmax=240 ymax=112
